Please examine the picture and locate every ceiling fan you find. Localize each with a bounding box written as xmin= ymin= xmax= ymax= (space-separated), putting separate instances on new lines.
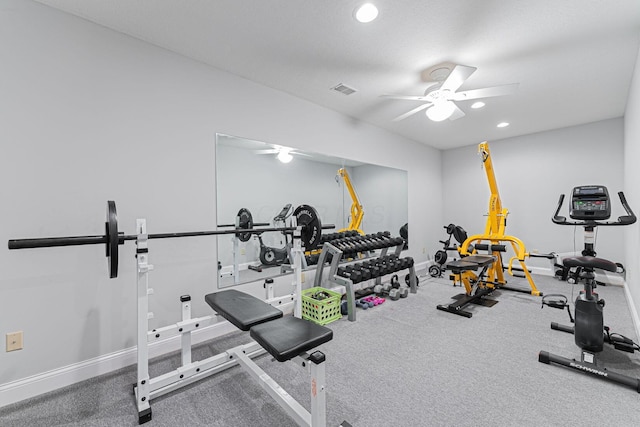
xmin=254 ymin=145 xmax=311 ymax=163
xmin=381 ymin=65 xmax=518 ymax=122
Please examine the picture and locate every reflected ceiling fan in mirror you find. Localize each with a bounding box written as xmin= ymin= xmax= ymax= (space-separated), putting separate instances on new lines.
xmin=254 ymin=145 xmax=312 ymax=163
xmin=381 ymin=64 xmax=519 ymax=122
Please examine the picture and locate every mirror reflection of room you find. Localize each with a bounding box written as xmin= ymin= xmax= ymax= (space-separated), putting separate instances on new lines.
xmin=215 ymin=134 xmax=408 ymax=288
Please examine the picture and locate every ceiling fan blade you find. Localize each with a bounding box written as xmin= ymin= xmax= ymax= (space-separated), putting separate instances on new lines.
xmin=291 ymin=151 xmax=312 ymax=157
xmin=448 ymin=103 xmax=466 ymax=121
xmin=392 ymin=103 xmax=431 ymax=121
xmin=452 ymin=83 xmax=519 ymax=101
xmin=381 ymin=94 xmax=430 ymax=101
xmin=440 ymin=65 xmax=477 ymax=92
xmin=380 ymin=82 xmax=439 ymax=101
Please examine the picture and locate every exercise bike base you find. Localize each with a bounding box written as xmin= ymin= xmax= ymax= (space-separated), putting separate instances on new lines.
xmin=538 ymin=350 xmax=640 ymax=393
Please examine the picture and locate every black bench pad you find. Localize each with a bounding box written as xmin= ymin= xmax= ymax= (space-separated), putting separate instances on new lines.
xmin=205 ymin=289 xmax=283 ymax=331
xmin=446 ymin=254 xmax=496 ymax=272
xmin=250 ymin=316 xmax=333 ymax=362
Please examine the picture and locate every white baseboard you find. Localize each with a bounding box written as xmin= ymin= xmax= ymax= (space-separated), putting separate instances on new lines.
xmin=0 ymin=319 xmax=237 ymax=408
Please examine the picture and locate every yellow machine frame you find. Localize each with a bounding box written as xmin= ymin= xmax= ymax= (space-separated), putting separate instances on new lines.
xmin=453 ymin=142 xmax=541 ymax=297
xmin=337 ymin=168 xmax=365 ymax=235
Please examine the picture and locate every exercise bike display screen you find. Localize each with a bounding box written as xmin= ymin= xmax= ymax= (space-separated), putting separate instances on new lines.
xmin=569 ymin=185 xmax=611 ymax=220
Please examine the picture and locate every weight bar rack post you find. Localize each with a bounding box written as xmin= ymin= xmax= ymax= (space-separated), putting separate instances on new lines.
xmin=135 ymin=219 xmax=153 ymax=423
xmin=132 ymin=217 xmax=267 ymax=424
xmin=180 ymin=295 xmax=192 ymax=366
xmin=130 ymin=217 xmax=312 ymax=423
xmin=290 ymin=216 xmax=303 ymax=318
xmin=232 ymin=213 xmax=241 ymax=285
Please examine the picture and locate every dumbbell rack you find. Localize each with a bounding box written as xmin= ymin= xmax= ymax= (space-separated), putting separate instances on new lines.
xmin=312 ymin=234 xmax=418 ymax=321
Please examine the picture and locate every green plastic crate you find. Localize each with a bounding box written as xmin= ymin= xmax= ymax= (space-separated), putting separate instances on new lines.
xmin=301 ymin=287 xmax=342 ymax=325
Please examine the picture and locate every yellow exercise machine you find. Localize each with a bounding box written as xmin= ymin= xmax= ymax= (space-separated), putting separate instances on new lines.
xmin=337 ymin=168 xmax=365 ymax=235
xmin=437 ymin=141 xmax=544 ymax=318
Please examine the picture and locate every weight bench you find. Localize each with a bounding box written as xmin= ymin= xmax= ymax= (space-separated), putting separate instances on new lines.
xmin=204 ymin=289 xmax=334 ymax=426
xmin=436 ymin=254 xmax=499 ymax=318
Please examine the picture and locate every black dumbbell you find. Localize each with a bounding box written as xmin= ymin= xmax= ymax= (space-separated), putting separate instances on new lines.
xmin=350 ymin=269 xmax=363 ymax=284
xmin=360 ymin=267 xmax=372 ymax=281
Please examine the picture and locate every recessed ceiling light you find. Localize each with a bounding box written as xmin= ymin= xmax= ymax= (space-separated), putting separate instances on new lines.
xmin=497 ymin=122 xmax=510 ymax=128
xmin=471 ymin=101 xmax=485 ymax=109
xmin=354 ymin=3 xmax=378 ymax=23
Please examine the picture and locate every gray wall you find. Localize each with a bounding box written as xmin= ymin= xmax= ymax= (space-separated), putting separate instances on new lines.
xmin=442 ymin=118 xmax=625 ymax=270
xmin=350 ymin=164 xmax=408 ymax=237
xmin=624 ymin=44 xmax=640 ymax=329
xmin=0 ymin=0 xmax=442 ymax=385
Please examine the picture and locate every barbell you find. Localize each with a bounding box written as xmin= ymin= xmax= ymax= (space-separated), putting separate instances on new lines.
xmin=8 ymin=201 xmax=332 ymax=278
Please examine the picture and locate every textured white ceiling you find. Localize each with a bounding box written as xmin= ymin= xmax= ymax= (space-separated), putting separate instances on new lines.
xmin=34 ymin=0 xmax=640 ymax=149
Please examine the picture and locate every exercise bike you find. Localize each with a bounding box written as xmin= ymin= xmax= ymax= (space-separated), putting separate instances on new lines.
xmin=539 ymin=185 xmax=640 ymax=391
xmin=255 ymin=204 xmax=293 ymax=267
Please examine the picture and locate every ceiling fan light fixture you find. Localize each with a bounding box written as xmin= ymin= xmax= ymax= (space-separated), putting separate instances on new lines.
xmin=429 ymin=67 xmax=451 ymax=82
xmin=426 ymin=101 xmax=455 ymax=122
xmin=471 ymin=101 xmax=485 ymax=109
xmin=354 ymin=3 xmax=378 ymax=23
xmin=277 ymin=149 xmax=293 ymax=163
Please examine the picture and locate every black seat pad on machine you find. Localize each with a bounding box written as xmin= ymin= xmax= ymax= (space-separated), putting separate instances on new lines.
xmin=446 ymin=254 xmax=496 ymax=272
xmin=563 ymin=256 xmax=618 ymax=272
xmin=251 ymin=316 xmax=333 ymax=362
xmin=205 ymin=289 xmax=283 ymax=331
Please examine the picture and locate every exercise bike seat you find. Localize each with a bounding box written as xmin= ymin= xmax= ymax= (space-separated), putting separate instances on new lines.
xmin=563 ymin=256 xmax=617 ymax=272
xmin=205 ymin=289 xmax=283 ymax=331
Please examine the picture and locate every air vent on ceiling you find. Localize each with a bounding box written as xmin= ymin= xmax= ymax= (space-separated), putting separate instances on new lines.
xmin=331 ymin=83 xmax=357 ymax=95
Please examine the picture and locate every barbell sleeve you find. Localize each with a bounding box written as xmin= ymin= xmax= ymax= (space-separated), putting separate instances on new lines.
xmin=8 ymin=235 xmax=107 ymax=250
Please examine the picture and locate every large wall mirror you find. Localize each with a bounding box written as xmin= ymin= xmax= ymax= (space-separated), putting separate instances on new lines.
xmin=216 ymin=134 xmax=408 ymax=288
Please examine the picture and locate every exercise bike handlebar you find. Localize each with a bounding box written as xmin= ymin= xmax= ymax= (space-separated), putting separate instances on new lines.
xmin=552 ymin=191 xmax=637 ymax=227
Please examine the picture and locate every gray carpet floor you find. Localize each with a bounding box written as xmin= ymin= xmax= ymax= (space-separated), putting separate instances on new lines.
xmin=2 ymin=273 xmax=640 ymax=426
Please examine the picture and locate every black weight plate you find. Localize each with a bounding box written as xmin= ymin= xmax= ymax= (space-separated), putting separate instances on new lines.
xmin=236 ymin=208 xmax=253 ymax=242
xmin=293 ymin=204 xmax=322 ymax=249
xmin=106 ymin=200 xmax=119 ymax=279
xmin=405 ymin=274 xmax=419 ymax=287
xmin=429 ymin=265 xmax=441 ymax=277
xmin=434 ymin=250 xmax=447 ymax=265
xmin=453 ymin=225 xmax=468 ymax=245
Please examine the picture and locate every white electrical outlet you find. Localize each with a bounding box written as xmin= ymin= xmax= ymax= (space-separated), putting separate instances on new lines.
xmin=6 ymin=331 xmax=23 ymax=352
xmin=240 ymin=248 xmax=246 ymax=255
